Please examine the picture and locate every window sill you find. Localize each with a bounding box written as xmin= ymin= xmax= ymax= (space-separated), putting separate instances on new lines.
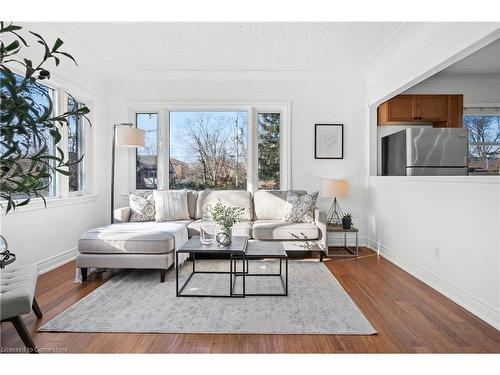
xmin=369 ymin=175 xmax=500 ymax=184
xmin=1 ymin=194 xmax=99 ymax=215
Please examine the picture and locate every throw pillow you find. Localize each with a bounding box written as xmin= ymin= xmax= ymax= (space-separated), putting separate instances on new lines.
xmin=283 ymin=191 xmax=319 ymax=223
xmin=154 ymin=190 xmax=190 ymax=221
xmin=129 ymin=193 xmax=156 ymax=222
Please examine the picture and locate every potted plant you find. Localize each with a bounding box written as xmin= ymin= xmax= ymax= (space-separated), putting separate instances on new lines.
xmin=209 ymin=201 xmax=245 ymax=246
xmin=342 ymin=213 xmax=353 ymax=230
xmin=1 ymin=22 xmax=90 ymax=213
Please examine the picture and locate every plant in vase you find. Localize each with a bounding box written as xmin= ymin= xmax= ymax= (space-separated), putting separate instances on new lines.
xmin=342 ymin=213 xmax=353 ymax=229
xmin=209 ymin=201 xmax=245 ymax=246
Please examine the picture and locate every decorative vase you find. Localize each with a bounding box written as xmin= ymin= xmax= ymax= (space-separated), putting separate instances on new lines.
xmin=200 ymin=211 xmax=216 ymax=245
xmin=216 ymin=228 xmax=232 ymax=246
xmin=342 ymin=216 xmax=352 ymax=230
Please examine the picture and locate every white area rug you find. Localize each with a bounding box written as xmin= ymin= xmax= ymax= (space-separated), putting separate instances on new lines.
xmin=40 ymin=260 xmax=376 ymax=335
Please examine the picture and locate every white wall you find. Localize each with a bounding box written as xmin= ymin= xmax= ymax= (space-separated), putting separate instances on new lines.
xmin=403 ymin=73 xmax=500 ymax=105
xmin=368 ymin=177 xmax=500 ymax=329
xmin=108 ymin=70 xmax=371 ymax=241
xmin=367 ymin=26 xmax=500 ymax=329
xmin=0 ymin=23 xmax=109 ymax=273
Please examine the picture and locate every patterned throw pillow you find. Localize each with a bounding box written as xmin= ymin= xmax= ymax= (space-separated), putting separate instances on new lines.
xmin=129 ymin=193 xmax=156 ymax=222
xmin=283 ymin=191 xmax=319 ymax=223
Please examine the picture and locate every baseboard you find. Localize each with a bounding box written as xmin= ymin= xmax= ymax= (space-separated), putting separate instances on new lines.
xmin=366 ymin=238 xmax=500 ymax=331
xmin=36 ymin=247 xmax=77 ymax=275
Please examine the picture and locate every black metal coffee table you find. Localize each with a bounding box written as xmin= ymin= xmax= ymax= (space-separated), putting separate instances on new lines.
xmin=233 ymin=240 xmax=288 ymax=296
xmin=175 ymin=236 xmax=247 ymax=298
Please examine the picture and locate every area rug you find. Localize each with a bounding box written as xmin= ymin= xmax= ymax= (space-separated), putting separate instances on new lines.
xmin=40 ymin=260 xmax=376 ymax=335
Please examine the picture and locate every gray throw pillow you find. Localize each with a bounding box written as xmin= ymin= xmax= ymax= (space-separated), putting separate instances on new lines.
xmin=129 ymin=193 xmax=156 ymax=222
xmin=283 ymin=191 xmax=318 ymax=223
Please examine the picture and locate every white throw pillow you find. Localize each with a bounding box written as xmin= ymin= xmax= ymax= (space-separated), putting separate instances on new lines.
xmin=129 ymin=193 xmax=155 ymax=222
xmin=283 ymin=191 xmax=318 ymax=223
xmin=154 ymin=190 xmax=190 ymax=221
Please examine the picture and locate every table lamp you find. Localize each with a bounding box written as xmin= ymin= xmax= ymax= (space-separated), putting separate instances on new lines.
xmin=320 ymin=179 xmax=349 ymax=225
xmin=111 ymin=123 xmax=145 ymax=222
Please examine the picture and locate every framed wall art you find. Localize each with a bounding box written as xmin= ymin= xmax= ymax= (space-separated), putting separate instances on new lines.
xmin=314 ymin=124 xmax=344 ymax=159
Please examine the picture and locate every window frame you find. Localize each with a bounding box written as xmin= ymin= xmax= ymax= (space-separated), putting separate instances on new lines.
xmin=66 ymin=94 xmax=88 ymax=195
xmin=128 ymin=102 xmax=291 ymax=193
xmin=135 ymin=112 xmax=159 ymax=190
xmin=463 ymin=107 xmax=500 ymax=175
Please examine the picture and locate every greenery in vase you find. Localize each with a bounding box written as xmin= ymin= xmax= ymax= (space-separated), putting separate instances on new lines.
xmin=0 ymin=22 xmax=90 ymax=213
xmin=209 ymin=201 xmax=245 ymax=230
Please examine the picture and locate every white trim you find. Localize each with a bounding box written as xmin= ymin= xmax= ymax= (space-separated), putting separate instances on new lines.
xmin=1 ymin=194 xmax=98 ymax=215
xmin=36 ymin=247 xmax=77 ymax=275
xmin=366 ymin=238 xmax=500 ymax=331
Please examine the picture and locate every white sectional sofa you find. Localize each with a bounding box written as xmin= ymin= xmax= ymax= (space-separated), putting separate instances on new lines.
xmin=76 ymin=190 xmax=327 ymax=282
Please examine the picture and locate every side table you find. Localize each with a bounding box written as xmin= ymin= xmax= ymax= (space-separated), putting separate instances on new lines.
xmin=327 ymin=225 xmax=359 ymax=257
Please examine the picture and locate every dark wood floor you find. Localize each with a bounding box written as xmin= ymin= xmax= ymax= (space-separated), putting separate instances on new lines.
xmin=1 ymin=248 xmax=500 ymax=353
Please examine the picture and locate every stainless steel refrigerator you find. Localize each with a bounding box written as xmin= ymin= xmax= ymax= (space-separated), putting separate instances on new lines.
xmin=381 ymin=128 xmax=468 ymax=176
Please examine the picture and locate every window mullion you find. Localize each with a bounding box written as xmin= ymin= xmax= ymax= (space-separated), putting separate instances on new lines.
xmin=57 ymin=89 xmax=70 ymax=198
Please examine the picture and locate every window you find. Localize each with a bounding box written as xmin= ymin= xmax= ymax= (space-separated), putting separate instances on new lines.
xmin=464 ymin=112 xmax=500 ymax=175
xmin=169 ymin=111 xmax=248 ymax=190
xmin=258 ymin=112 xmax=280 ymax=189
xmin=136 ymin=113 xmax=158 ymax=189
xmin=67 ymin=95 xmax=86 ymax=192
xmin=0 ymin=72 xmax=56 ymax=197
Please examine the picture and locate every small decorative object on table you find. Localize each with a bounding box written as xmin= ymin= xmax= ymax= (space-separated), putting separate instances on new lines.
xmin=0 ymin=235 xmax=16 ymax=269
xmin=342 ymin=213 xmax=353 ymax=229
xmin=200 ymin=208 xmax=217 ymax=244
xmin=209 ymin=202 xmax=245 ymax=246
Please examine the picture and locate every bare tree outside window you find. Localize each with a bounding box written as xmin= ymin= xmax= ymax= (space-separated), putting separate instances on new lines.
xmin=67 ymin=96 xmax=85 ymax=192
xmin=464 ymin=115 xmax=500 ymax=174
xmin=170 ymin=112 xmax=248 ymax=190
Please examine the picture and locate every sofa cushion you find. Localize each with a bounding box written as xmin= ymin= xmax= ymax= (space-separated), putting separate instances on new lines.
xmin=283 ymin=191 xmax=318 ymax=223
xmin=252 ymin=220 xmax=319 ymax=240
xmin=186 ymin=190 xmax=198 ymax=219
xmin=129 ymin=193 xmax=155 ymax=222
xmin=195 ymin=190 xmax=253 ymax=220
xmin=253 ymin=190 xmax=306 ymax=220
xmin=187 ymin=220 xmax=253 ymax=238
xmin=78 ymin=222 xmax=190 ymax=255
xmin=0 ymin=264 xmax=38 ymax=320
xmin=154 ymin=190 xmax=190 ymax=221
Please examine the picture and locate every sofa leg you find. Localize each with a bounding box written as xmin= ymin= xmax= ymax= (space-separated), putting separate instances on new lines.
xmin=160 ymin=269 xmax=166 ymax=283
xmin=8 ymin=316 xmax=38 ymax=353
xmin=32 ymin=298 xmax=43 ymax=319
xmin=81 ymin=268 xmax=88 ymax=282
xmin=319 ymin=252 xmax=324 ymax=262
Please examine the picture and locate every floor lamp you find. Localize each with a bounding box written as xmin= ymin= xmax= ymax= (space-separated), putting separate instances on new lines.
xmin=111 ymin=123 xmax=145 ymax=223
xmin=320 ymin=179 xmax=349 ymax=225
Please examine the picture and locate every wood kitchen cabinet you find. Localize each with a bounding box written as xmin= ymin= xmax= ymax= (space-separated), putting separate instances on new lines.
xmin=378 ymin=94 xmax=463 ymax=127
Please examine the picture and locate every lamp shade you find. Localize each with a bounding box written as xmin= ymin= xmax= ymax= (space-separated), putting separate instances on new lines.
xmin=320 ymin=179 xmax=348 ymax=198
xmin=115 ymin=127 xmax=145 ymax=147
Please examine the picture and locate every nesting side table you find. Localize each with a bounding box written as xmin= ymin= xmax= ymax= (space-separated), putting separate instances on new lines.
xmin=327 ymin=225 xmax=359 ymax=257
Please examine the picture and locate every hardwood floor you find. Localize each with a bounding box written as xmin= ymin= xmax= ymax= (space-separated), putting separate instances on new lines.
xmin=1 ymin=248 xmax=499 ymax=353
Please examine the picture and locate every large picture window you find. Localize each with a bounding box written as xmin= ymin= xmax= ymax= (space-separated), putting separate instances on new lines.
xmin=464 ymin=112 xmax=500 ymax=175
xmin=169 ymin=111 xmax=248 ymax=190
xmin=67 ymin=95 xmax=86 ymax=192
xmin=136 ymin=113 xmax=158 ymax=189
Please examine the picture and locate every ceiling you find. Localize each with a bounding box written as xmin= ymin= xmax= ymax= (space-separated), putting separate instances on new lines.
xmin=51 ymin=22 xmax=403 ymax=73
xmin=440 ymin=37 xmax=500 ymax=75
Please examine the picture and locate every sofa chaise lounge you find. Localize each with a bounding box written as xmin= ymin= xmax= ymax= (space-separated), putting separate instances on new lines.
xmin=76 ymin=190 xmax=327 ymax=282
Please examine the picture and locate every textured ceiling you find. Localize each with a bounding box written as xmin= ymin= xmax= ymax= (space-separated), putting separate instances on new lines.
xmin=441 ymin=37 xmax=500 ymax=75
xmin=51 ymin=22 xmax=403 ymax=73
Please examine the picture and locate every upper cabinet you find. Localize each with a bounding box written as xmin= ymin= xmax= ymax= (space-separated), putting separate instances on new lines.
xmin=378 ymin=94 xmax=463 ymax=127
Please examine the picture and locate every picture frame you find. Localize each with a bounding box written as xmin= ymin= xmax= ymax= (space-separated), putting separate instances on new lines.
xmin=314 ymin=124 xmax=344 ymax=159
